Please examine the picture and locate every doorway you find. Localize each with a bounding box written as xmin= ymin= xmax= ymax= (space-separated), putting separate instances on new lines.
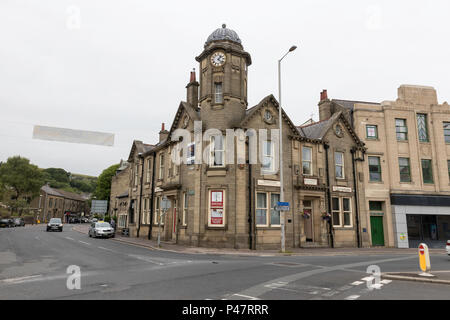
xmin=370 ymin=216 xmax=385 ymax=246
xmin=303 ymin=200 xmax=313 ymax=242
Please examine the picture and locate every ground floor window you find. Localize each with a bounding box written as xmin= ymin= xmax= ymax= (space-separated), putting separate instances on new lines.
xmin=118 ymin=214 xmax=127 ymax=228
xmin=332 ymin=197 xmax=352 ymax=227
xmin=154 ymin=196 xmax=164 ymax=225
xmin=256 ymin=192 xmax=280 ymax=227
xmin=208 ymin=190 xmax=225 ymax=227
xmin=182 ymin=192 xmax=188 ymax=226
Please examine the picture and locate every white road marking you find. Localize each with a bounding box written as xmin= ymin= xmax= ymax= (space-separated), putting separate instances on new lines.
xmin=65 ymin=237 xmax=74 ymax=241
xmin=1 ymin=274 xmax=42 ymax=284
xmin=362 ymin=276 xmax=374 ymax=281
xmin=34 ymin=236 xmax=40 ymax=240
xmin=338 ymin=285 xmax=352 ymax=291
xmin=98 ymin=246 xmax=115 ymax=252
xmin=345 ymin=295 xmax=360 ymax=300
xmin=351 ymin=281 xmax=364 ymax=286
xmin=79 ymin=241 xmax=91 ymax=245
xmin=371 ymin=283 xmax=383 ymax=289
xmin=231 ymin=294 xmax=260 ymax=300
xmin=380 ymin=279 xmax=392 ymax=284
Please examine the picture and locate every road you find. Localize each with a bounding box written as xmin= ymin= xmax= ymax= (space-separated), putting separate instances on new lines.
xmin=1 ymin=224 xmax=449 ymax=300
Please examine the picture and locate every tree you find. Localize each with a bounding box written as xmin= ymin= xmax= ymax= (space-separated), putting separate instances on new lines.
xmin=93 ymin=164 xmax=119 ymax=200
xmin=0 ymin=156 xmax=44 ymax=214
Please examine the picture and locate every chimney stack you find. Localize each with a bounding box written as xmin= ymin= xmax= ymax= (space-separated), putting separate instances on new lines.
xmin=186 ymin=69 xmax=199 ymax=110
xmin=318 ymin=89 xmax=332 ymax=121
xmin=320 ymin=89 xmax=328 ymax=101
xmin=159 ymin=122 xmax=169 ymax=142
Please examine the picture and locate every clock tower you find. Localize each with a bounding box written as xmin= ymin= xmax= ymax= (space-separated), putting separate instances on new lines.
xmin=195 ymin=24 xmax=252 ymax=129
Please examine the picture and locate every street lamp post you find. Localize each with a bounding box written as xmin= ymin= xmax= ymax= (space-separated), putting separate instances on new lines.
xmin=278 ymin=45 xmax=297 ymax=253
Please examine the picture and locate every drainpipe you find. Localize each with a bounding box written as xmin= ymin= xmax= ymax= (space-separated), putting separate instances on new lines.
xmin=351 ymin=148 xmax=362 ymax=248
xmin=248 ymin=163 xmax=254 ymax=250
xmin=148 ymin=152 xmax=156 ymax=240
xmin=324 ymin=143 xmax=334 ymax=248
xmin=137 ymin=154 xmax=144 ymax=238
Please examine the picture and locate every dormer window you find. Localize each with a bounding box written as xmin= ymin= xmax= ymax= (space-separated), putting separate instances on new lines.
xmin=214 ymin=83 xmax=223 ymax=104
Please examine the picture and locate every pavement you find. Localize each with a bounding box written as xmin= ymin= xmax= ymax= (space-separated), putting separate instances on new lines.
xmin=1 ymin=224 xmax=449 ymax=300
xmin=72 ymin=224 xmax=446 ymax=258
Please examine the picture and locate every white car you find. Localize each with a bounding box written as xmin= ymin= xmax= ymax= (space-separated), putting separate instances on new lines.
xmin=88 ymin=222 xmax=114 ymax=238
xmin=446 ymin=240 xmax=450 ymax=256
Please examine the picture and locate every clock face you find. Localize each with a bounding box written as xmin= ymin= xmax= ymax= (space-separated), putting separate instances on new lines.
xmin=211 ymin=52 xmax=226 ymax=67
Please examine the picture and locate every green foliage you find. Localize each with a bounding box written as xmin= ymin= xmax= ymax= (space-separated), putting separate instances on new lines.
xmin=104 ymin=215 xmax=111 ymax=223
xmin=0 ymin=156 xmax=44 ymax=201
xmin=93 ymin=164 xmax=120 ymax=201
xmin=42 ymin=167 xmax=97 ymax=194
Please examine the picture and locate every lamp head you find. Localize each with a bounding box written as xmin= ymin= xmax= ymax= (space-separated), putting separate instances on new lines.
xmin=289 ymin=45 xmax=297 ymax=52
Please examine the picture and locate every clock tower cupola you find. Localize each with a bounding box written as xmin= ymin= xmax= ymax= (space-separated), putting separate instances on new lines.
xmin=196 ymin=24 xmax=252 ymax=129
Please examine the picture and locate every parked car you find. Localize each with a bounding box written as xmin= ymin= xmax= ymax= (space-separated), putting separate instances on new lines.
xmin=81 ymin=217 xmax=89 ymax=223
xmin=46 ymin=218 xmax=63 ymax=232
xmin=0 ymin=218 xmax=14 ymax=228
xmin=13 ymin=218 xmax=25 ymax=227
xmin=446 ymin=240 xmax=450 ymax=256
xmin=88 ymin=222 xmax=114 ymax=238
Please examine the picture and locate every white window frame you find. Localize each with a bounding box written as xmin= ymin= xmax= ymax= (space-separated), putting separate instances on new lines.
xmin=208 ymin=189 xmax=226 ymax=227
xmin=159 ymin=153 xmax=165 ymax=180
xmin=256 ymin=192 xmax=268 ymax=227
xmin=187 ymin=142 xmax=195 ymax=165
xmin=134 ymin=164 xmax=138 ymax=187
xmin=332 ymin=197 xmax=352 ymax=228
xmin=261 ymin=141 xmax=274 ymax=174
xmin=302 ymin=146 xmax=313 ymax=176
xmin=255 ymin=192 xmax=280 ymax=227
xmin=154 ymin=196 xmax=164 ymax=225
xmin=210 ymin=136 xmax=225 ymax=167
xmin=118 ymin=214 xmax=127 ymax=228
xmin=335 ymin=152 xmax=345 ymax=179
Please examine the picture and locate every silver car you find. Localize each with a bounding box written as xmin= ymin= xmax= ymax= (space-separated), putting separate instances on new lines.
xmin=88 ymin=222 xmax=115 ymax=238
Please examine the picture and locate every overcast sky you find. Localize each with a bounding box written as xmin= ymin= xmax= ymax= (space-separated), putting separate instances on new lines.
xmin=1 ymin=0 xmax=449 ymax=176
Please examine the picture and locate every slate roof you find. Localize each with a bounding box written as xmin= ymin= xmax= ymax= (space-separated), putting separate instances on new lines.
xmin=332 ymin=99 xmax=380 ymax=111
xmin=117 ymin=190 xmax=129 ymax=198
xmin=297 ymin=112 xmax=340 ymax=140
xmin=41 ymin=185 xmax=87 ymax=202
xmin=206 ymin=24 xmax=242 ymax=46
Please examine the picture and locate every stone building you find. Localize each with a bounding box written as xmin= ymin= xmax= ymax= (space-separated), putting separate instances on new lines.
xmin=320 ymin=85 xmax=450 ymax=248
xmin=31 ymin=184 xmax=89 ymax=223
xmin=109 ymin=159 xmax=130 ymax=229
xmin=111 ymin=24 xmax=369 ymax=249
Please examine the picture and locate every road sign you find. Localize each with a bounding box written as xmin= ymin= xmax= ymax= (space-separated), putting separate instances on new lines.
xmin=91 ymin=200 xmax=108 ymax=214
xmin=161 ymin=197 xmax=171 ymax=210
xmin=276 ymin=202 xmax=290 ymax=211
xmin=418 ymin=243 xmax=432 ymax=276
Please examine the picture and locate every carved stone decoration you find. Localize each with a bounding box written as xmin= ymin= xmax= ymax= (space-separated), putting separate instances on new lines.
xmin=334 ymin=123 xmax=344 ymax=138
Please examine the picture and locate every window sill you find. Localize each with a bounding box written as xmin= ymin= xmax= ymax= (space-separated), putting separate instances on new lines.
xmin=333 ymin=226 xmax=353 ymax=230
xmin=205 ymin=225 xmax=227 ymax=230
xmin=369 ymin=180 xmax=384 ymax=184
xmin=256 ymin=226 xmax=281 ymax=230
xmin=366 ymin=138 xmax=379 ymax=141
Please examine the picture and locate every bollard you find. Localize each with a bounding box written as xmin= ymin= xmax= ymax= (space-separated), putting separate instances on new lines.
xmin=418 ymin=243 xmax=433 ymax=277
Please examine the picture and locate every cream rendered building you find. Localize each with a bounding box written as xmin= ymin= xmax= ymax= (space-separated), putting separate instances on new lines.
xmin=324 ymin=85 xmax=450 ymax=248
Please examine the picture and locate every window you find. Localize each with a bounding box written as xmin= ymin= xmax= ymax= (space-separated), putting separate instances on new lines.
xmin=154 ymin=196 xmax=163 ymax=225
xmin=134 ymin=165 xmax=138 ymax=187
xmin=368 ymin=156 xmax=382 ymax=182
xmin=159 ymin=153 xmax=165 ymax=180
xmin=302 ymin=147 xmax=312 ymax=175
xmin=210 ymin=135 xmax=225 ymax=167
xmin=399 ymin=157 xmax=411 ymax=182
xmin=209 ymin=190 xmax=225 ymax=227
xmin=417 ymin=114 xmax=429 ymax=142
xmin=256 ymin=192 xmax=280 ymax=227
xmin=49 ymin=198 xmax=53 ymax=208
xmin=146 ymin=159 xmax=151 ymax=183
xmin=262 ymin=141 xmax=274 ymax=173
xmin=118 ymin=214 xmax=127 ymax=228
xmin=182 ymin=193 xmax=188 ymax=226
xmin=443 ymin=122 xmax=450 ymax=143
xmin=256 ymin=193 xmax=267 ymax=226
xmin=332 ymin=197 xmax=340 ymax=227
xmin=335 ymin=152 xmax=344 ymax=179
xmin=332 ymin=197 xmax=352 ymax=227
xmin=369 ymin=201 xmax=383 ymax=212
xmin=214 ymin=83 xmax=223 ymax=104
xmin=448 ymin=160 xmax=450 ymax=180
xmin=395 ymin=119 xmax=408 ymax=141
xmin=421 ymin=159 xmax=433 ymax=184
xmin=270 ymin=193 xmax=280 ymax=226
xmin=187 ymin=142 xmax=195 ymax=165
xmin=366 ymin=125 xmax=378 ymax=139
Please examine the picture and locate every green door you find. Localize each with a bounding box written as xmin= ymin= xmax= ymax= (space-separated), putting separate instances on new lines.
xmin=370 ymin=216 xmax=385 ymax=246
